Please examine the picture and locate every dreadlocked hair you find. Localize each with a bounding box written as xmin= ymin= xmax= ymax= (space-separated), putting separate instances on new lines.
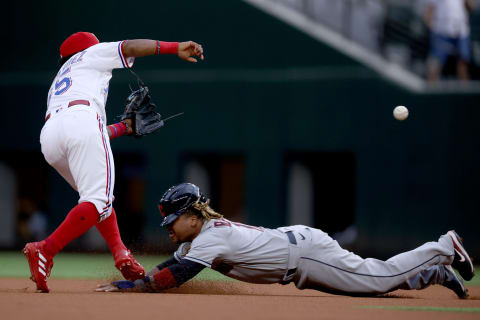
xmin=190 ymin=198 xmax=223 ymax=220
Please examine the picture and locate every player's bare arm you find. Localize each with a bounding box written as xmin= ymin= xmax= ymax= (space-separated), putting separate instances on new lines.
xmin=122 ymin=39 xmax=204 ymax=62
xmin=104 ymin=39 xmax=204 ymax=141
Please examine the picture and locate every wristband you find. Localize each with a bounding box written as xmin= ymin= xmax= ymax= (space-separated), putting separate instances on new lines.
xmin=108 ymin=122 xmax=128 ymax=139
xmin=132 ymin=276 xmax=153 ymax=292
xmin=156 ymin=41 xmax=179 ymax=55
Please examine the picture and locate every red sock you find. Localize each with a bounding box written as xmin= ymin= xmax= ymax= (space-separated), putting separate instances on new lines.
xmin=43 ymin=202 xmax=99 ymax=257
xmin=95 ymin=207 xmax=126 ymax=254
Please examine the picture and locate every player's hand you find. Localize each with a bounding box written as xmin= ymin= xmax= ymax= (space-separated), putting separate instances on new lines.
xmin=178 ymin=41 xmax=204 ymax=63
xmin=96 ymin=283 xmax=120 ymax=292
xmin=96 ymin=280 xmax=135 ymax=292
xmin=121 ymin=119 xmax=133 ymax=135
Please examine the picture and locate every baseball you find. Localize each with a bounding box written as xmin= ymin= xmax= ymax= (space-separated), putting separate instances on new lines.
xmin=393 ymin=106 xmax=409 ymax=121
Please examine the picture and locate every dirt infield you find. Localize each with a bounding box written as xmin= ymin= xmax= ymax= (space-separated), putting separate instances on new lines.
xmin=1 ymin=278 xmax=479 ymax=320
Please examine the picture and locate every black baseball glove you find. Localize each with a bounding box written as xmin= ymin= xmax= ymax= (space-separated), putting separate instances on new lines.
xmin=120 ymin=84 xmax=164 ymax=138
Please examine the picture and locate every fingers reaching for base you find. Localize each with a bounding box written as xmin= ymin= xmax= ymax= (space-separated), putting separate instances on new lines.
xmin=96 ymin=283 xmax=120 ymax=292
xmin=96 ymin=280 xmax=136 ymax=292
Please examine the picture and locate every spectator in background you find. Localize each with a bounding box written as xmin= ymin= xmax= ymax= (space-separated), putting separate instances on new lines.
xmin=424 ymin=0 xmax=475 ymax=81
xmin=17 ymin=198 xmax=48 ymax=243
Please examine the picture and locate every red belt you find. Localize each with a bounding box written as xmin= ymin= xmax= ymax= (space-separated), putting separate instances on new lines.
xmin=45 ymin=100 xmax=90 ymax=122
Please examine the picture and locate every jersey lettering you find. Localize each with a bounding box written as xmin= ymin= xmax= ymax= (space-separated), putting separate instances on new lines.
xmin=59 ymin=65 xmax=71 ymax=77
xmin=54 ymin=77 xmax=72 ymax=95
xmin=213 ymin=219 xmax=263 ymax=232
xmin=53 ymin=51 xmax=87 ymax=96
xmin=74 ymin=51 xmax=87 ymax=63
xmin=213 ymin=220 xmax=232 ymax=228
xmin=46 ymin=42 xmax=135 ymax=123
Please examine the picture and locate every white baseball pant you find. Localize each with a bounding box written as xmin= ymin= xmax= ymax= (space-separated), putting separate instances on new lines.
xmin=40 ymin=104 xmax=114 ymax=222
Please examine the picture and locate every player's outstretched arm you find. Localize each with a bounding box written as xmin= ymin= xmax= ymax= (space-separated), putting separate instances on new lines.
xmin=96 ymin=259 xmax=205 ymax=292
xmin=122 ymin=39 xmax=204 ymax=62
xmin=145 ymin=256 xmax=179 ymax=276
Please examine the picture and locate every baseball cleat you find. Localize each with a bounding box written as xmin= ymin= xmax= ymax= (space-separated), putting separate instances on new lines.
xmin=114 ymin=249 xmax=146 ymax=281
xmin=23 ymin=241 xmax=54 ymax=293
xmin=447 ymin=230 xmax=475 ymax=281
xmin=443 ymin=265 xmax=468 ymax=299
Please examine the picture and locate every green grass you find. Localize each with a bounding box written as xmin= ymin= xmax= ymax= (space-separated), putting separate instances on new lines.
xmin=0 ymin=251 xmax=231 ymax=281
xmin=471 ymin=271 xmax=480 ymax=286
xmin=1 ymin=251 xmax=478 ymax=285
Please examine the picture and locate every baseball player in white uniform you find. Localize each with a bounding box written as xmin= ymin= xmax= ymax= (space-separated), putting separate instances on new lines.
xmin=97 ymin=183 xmax=475 ymax=299
xmin=23 ymin=32 xmax=204 ymax=293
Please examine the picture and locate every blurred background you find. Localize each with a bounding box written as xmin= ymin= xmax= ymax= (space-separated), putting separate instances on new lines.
xmin=1 ymin=0 xmax=479 ymax=260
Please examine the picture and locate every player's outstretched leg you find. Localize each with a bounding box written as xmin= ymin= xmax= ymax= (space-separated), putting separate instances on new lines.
xmin=398 ymin=265 xmax=468 ymax=299
xmin=294 ymin=229 xmax=456 ymax=296
xmin=447 ymin=230 xmax=474 ymax=281
xmin=96 ymin=207 xmax=145 ymax=281
xmin=23 ymin=202 xmax=99 ymax=292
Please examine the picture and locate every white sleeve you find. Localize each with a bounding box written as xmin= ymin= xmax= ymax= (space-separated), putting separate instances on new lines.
xmin=183 ymin=230 xmax=229 ymax=268
xmin=85 ymin=41 xmax=135 ymax=71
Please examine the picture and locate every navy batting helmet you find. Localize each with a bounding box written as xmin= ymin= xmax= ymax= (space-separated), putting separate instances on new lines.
xmin=158 ymin=183 xmax=208 ymax=227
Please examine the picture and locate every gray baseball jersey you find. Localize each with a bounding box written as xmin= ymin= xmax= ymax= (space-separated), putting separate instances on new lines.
xmin=178 ymin=218 xmax=456 ymax=295
xmin=181 ymin=219 xmax=289 ymax=283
